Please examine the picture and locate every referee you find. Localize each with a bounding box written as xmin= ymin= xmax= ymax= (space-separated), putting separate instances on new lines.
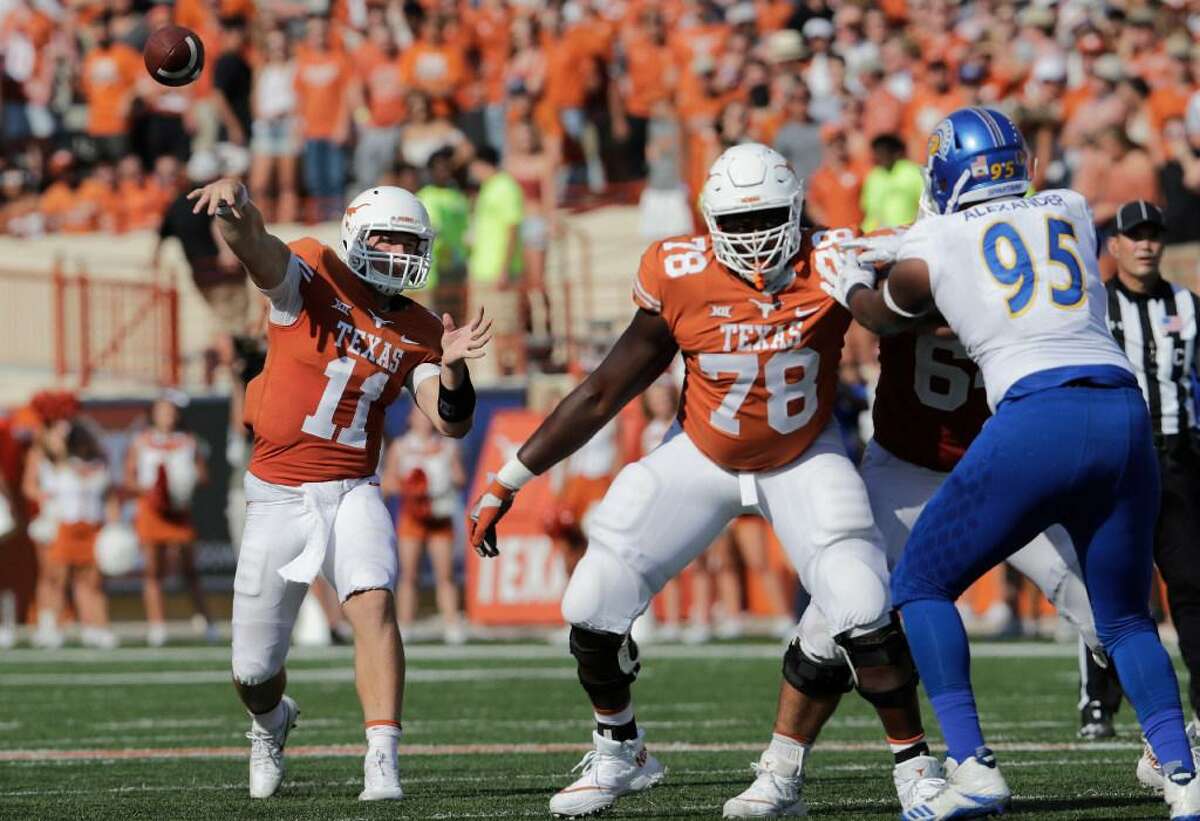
xmin=1078 ymin=201 xmax=1200 ymax=747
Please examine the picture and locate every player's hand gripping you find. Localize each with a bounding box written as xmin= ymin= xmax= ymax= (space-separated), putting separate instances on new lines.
xmin=441 ymin=306 xmax=494 ymax=368
xmin=841 ymin=231 xmax=906 ymax=266
xmin=187 ymin=178 xmax=247 ymax=219
xmin=820 ymin=248 xmax=878 ymax=309
xmin=467 ymin=477 xmax=517 ymax=558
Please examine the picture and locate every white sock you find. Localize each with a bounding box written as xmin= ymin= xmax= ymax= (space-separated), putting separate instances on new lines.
xmin=595 ymin=704 xmax=635 ymax=728
xmin=768 ymin=733 xmax=810 ymax=767
xmin=251 ymin=700 xmax=288 ymax=734
xmin=366 ymin=722 xmax=402 ymax=756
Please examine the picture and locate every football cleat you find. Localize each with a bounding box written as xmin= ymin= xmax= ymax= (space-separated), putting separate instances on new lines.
xmin=722 ymin=749 xmax=807 ymax=818
xmin=548 ymin=730 xmax=665 ymax=818
xmin=900 ymin=747 xmax=1010 ymax=820
xmin=894 ymin=754 xmax=948 ymax=812
xmin=1138 ymin=724 xmax=1200 ymax=792
xmin=1079 ymin=700 xmax=1116 ymax=740
xmin=247 ymin=696 xmax=299 ymax=799
xmin=1166 ymin=766 xmax=1200 ymax=820
xmin=359 ymin=745 xmax=404 ymax=801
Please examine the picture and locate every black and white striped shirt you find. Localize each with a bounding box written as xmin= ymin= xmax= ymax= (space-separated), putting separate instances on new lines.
xmin=1106 ymin=277 xmax=1200 ymax=437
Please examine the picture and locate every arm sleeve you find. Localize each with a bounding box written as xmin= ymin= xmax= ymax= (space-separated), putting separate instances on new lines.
xmin=260 ymin=253 xmax=307 ymax=327
xmin=632 ymin=243 xmax=664 ymax=314
xmin=404 ymin=362 xmax=441 ymax=397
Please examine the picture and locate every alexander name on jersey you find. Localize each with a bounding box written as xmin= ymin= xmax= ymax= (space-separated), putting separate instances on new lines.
xmin=959 ymin=191 xmax=1070 ymax=220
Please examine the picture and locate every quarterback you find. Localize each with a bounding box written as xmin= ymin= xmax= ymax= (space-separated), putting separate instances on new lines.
xmin=825 ymin=107 xmax=1200 ymax=820
xmin=469 ymin=144 xmax=941 ymax=818
xmin=189 ymin=179 xmax=491 ymax=801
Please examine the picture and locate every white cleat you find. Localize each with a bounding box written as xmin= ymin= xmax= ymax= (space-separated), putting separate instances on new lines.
xmin=1138 ymin=725 xmax=1200 ymax=792
xmin=1166 ymin=767 xmax=1200 ymax=820
xmin=247 ymin=696 xmax=299 ymax=799
xmin=147 ymin=623 xmax=169 ymax=647
xmin=359 ymin=746 xmax=404 ymax=801
xmin=80 ymin=627 xmax=119 ymax=649
xmin=722 ymin=750 xmax=807 ymax=818
xmin=900 ymin=748 xmax=1010 ymax=820
xmin=549 ymin=730 xmax=665 ymax=818
xmin=894 ymin=755 xmax=948 ymax=812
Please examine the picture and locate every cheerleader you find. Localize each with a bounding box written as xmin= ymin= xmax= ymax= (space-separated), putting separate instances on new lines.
xmin=125 ymin=397 xmax=213 ymax=646
xmin=381 ymin=412 xmax=467 ymax=644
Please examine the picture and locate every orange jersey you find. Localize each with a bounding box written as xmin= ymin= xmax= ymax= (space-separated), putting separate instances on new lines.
xmin=632 ymin=229 xmax=854 ymax=472
xmin=245 ymin=238 xmax=442 ymax=486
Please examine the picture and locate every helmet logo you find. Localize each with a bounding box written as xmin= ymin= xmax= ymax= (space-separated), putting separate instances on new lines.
xmin=970 ymin=155 xmax=989 ymax=179
xmin=740 ymin=196 xmax=761 ymax=204
xmin=345 ymin=204 xmax=365 ymax=217
xmin=929 ymin=119 xmax=954 ymax=161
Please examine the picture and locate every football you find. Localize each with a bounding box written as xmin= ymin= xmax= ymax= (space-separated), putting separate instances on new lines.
xmin=143 ymin=24 xmax=205 ymax=87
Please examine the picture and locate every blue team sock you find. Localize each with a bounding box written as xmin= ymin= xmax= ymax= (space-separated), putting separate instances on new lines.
xmin=900 ymin=598 xmax=986 ymax=763
xmin=1106 ymin=626 xmax=1193 ymax=774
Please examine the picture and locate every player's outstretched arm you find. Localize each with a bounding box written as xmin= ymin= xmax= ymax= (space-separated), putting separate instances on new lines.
xmin=467 ymin=309 xmax=677 ymax=557
xmin=188 ymin=178 xmax=290 ymax=292
xmin=845 ymin=259 xmax=935 ymax=336
xmin=412 ymin=307 xmax=494 ymax=439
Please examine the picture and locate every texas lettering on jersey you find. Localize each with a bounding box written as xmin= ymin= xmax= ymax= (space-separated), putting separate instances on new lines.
xmin=244 ymin=237 xmax=442 ymax=486
xmin=633 ymin=228 xmax=852 ymax=472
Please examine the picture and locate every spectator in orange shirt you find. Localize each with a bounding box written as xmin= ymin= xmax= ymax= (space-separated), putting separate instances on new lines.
xmin=903 ymin=59 xmax=967 ymax=159
xmin=80 ymin=14 xmax=142 ymax=161
xmin=613 ymin=11 xmax=675 ymax=181
xmin=858 ymin=60 xmax=905 ymax=141
xmin=353 ymin=13 xmax=407 ymax=190
xmin=467 ymin=0 xmax=513 ymax=153
xmin=75 ymin=163 xmax=119 ymax=234
xmin=399 ymin=14 xmax=466 ymax=110
xmin=294 ymin=14 xmax=355 ymax=221
xmin=115 ymin=155 xmax=170 ymax=233
xmin=806 ymin=124 xmax=869 ymax=230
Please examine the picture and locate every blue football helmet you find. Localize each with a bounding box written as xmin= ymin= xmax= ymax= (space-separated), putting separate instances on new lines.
xmin=924 ymin=107 xmax=1031 ymax=215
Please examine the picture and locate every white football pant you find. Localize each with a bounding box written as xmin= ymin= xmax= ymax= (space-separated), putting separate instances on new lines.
xmin=231 ymin=471 xmax=397 ymax=685
xmin=859 ymin=439 xmax=1099 ymax=650
xmin=562 ymin=422 xmax=891 ymax=665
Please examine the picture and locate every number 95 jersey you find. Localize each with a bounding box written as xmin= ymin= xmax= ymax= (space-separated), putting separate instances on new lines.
xmin=632 ymin=229 xmax=852 ymax=472
xmin=244 ymin=238 xmax=443 ymax=486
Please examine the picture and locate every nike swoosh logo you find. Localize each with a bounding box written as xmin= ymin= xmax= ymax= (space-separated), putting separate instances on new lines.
xmin=795 ymin=306 xmax=820 ymax=318
xmin=400 ymin=335 xmax=419 ymax=345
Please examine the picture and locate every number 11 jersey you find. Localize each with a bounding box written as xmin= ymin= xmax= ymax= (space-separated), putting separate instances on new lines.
xmin=632 ymin=228 xmax=852 ymax=472
xmin=244 ymin=238 xmax=443 ymax=486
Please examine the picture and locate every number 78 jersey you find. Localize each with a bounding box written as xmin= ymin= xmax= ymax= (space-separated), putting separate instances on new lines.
xmin=633 ymin=228 xmax=852 ymax=472
xmin=244 ymin=238 xmax=443 ymax=486
xmin=897 ymin=189 xmax=1130 ymax=409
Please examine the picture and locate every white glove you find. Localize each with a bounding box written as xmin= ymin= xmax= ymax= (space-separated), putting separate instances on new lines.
xmin=841 ymin=231 xmax=907 ymax=266
xmin=819 ymin=249 xmax=878 ymax=309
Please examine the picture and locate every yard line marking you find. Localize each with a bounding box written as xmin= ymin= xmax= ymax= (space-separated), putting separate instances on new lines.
xmin=0 ymin=640 xmax=1154 ymax=666
xmin=0 ymin=739 xmax=1144 ymax=763
xmin=0 ymin=667 xmax=577 ymax=688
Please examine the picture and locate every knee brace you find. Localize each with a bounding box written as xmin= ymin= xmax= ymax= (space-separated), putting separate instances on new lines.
xmin=569 ymin=626 xmax=641 ymax=710
xmin=782 ymin=638 xmax=854 ymax=697
xmin=835 ymin=613 xmax=919 ymax=709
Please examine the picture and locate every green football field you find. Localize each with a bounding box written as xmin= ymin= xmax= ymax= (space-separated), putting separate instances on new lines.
xmin=0 ymin=640 xmax=1183 ymax=820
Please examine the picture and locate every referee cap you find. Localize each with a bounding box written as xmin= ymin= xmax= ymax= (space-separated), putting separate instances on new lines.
xmin=1115 ymin=200 xmax=1165 ymax=235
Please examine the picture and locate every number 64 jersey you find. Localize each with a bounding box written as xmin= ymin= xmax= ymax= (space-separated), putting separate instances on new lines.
xmin=244 ymin=238 xmax=443 ymax=486
xmin=897 ymin=189 xmax=1129 ymax=410
xmin=632 ymin=228 xmax=853 ymax=471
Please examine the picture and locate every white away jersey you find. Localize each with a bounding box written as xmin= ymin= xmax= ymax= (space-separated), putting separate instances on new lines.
xmin=897 ymin=189 xmax=1131 ymax=409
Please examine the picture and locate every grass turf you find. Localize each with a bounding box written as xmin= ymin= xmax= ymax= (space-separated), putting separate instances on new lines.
xmin=0 ymin=642 xmax=1182 ymax=820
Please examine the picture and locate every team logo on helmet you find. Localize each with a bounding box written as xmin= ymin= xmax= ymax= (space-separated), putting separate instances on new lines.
xmin=928 ymin=119 xmax=955 ymax=161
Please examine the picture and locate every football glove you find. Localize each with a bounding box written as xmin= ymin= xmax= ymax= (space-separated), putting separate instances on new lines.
xmin=841 ymin=231 xmax=907 ymax=266
xmin=819 ymin=249 xmax=878 ymax=309
xmin=467 ymin=478 xmax=517 ymax=558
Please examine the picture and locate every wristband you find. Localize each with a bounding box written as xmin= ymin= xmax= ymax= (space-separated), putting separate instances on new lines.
xmin=215 ymin=183 xmax=249 ymax=218
xmin=496 ymin=458 xmax=536 ymax=491
xmin=437 ymin=369 xmax=476 ymax=423
xmin=882 ymin=279 xmax=925 ymax=319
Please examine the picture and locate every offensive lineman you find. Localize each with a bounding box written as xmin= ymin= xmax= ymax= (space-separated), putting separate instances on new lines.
xmin=188 ymin=178 xmax=491 ymax=801
xmin=824 ymin=106 xmax=1200 ymax=820
xmin=468 ymin=144 xmax=942 ymax=817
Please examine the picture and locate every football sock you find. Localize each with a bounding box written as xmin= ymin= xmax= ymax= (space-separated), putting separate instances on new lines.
xmin=251 ymin=700 xmax=288 ymax=734
xmin=1106 ymin=626 xmax=1193 ymax=774
xmin=595 ymin=704 xmax=638 ymax=742
xmin=365 ymin=720 xmax=402 ymax=756
xmin=767 ymin=733 xmax=810 ymax=768
xmin=888 ymin=733 xmax=930 ymax=764
xmin=900 ymin=598 xmax=986 ymax=763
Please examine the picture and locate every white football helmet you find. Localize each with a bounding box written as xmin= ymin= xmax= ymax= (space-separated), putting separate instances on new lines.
xmin=701 ymin=143 xmax=804 ymax=291
xmin=340 ymin=186 xmax=436 ymax=295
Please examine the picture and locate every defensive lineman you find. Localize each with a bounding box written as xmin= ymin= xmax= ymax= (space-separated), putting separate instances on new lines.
xmin=823 ymin=106 xmax=1200 ymax=820
xmin=469 ymin=143 xmax=942 ymax=818
xmin=189 ymin=178 xmax=491 ymax=800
